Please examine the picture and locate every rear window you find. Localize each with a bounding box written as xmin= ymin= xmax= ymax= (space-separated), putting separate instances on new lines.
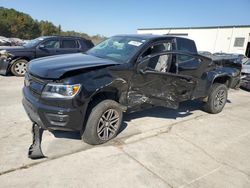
xmin=176 ymin=38 xmax=197 ymax=53
xmin=61 ymin=39 xmax=79 ymax=48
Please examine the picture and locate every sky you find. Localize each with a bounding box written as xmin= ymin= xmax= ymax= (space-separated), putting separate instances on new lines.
xmin=0 ymin=0 xmax=250 ymax=37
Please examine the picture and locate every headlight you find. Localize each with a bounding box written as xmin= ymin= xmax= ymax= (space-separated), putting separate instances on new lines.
xmin=41 ymin=83 xmax=81 ymax=99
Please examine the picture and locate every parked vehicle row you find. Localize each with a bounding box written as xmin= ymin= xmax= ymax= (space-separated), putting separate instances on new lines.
xmin=0 ymin=36 xmax=25 ymax=46
xmin=241 ymin=58 xmax=250 ymax=90
xmin=199 ymin=51 xmax=246 ymax=62
xmin=0 ymin=36 xmax=94 ymax=76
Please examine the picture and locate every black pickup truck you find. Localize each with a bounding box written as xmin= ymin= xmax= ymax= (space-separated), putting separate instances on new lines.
xmin=22 ymin=35 xmax=241 ymax=157
xmin=0 ymin=36 xmax=94 ymax=76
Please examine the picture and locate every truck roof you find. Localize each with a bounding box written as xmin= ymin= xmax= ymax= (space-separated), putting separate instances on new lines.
xmin=40 ymin=36 xmax=90 ymax=40
xmin=113 ymin=34 xmax=197 ymax=53
xmin=114 ymin=34 xmax=191 ymax=41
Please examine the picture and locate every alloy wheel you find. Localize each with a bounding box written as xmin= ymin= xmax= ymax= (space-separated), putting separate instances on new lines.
xmin=214 ymin=89 xmax=226 ymax=110
xmin=97 ymin=109 xmax=120 ymax=140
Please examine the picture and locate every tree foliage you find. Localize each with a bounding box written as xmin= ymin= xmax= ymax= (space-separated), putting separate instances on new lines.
xmin=0 ymin=7 xmax=106 ymax=44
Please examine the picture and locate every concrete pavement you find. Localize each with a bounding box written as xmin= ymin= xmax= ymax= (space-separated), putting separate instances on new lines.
xmin=0 ymin=76 xmax=249 ymax=188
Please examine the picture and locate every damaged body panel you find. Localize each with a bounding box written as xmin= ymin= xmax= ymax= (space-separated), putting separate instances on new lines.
xmin=0 ymin=51 xmax=15 ymax=75
xmin=128 ymin=71 xmax=196 ymax=110
xmin=22 ymin=34 xmax=242 ymax=158
xmin=0 ymin=58 xmax=10 ymax=75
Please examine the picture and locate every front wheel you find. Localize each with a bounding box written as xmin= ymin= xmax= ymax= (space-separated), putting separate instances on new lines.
xmin=203 ymin=83 xmax=228 ymax=114
xmin=81 ymin=100 xmax=123 ymax=145
xmin=11 ymin=59 xmax=28 ymax=76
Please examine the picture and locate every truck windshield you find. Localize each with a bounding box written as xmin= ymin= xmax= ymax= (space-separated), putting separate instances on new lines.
xmin=87 ymin=36 xmax=147 ymax=63
xmin=23 ymin=37 xmax=45 ymax=48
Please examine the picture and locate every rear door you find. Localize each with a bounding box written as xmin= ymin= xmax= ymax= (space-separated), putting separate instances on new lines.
xmin=128 ymin=52 xmax=197 ymax=109
xmin=57 ymin=39 xmax=81 ymax=54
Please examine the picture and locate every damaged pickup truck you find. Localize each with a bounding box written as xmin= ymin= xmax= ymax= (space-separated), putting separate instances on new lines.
xmin=22 ymin=34 xmax=241 ymax=158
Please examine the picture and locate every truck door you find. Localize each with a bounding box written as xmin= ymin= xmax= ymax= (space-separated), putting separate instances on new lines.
xmin=128 ymin=52 xmax=197 ymax=109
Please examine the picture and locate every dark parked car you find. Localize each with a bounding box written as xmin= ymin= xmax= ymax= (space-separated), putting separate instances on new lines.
xmin=0 ymin=36 xmax=94 ymax=76
xmin=212 ymin=52 xmax=246 ymax=64
xmin=241 ymin=58 xmax=250 ymax=90
xmin=22 ymin=35 xmax=241 ymax=158
xmin=198 ymin=51 xmax=212 ymax=57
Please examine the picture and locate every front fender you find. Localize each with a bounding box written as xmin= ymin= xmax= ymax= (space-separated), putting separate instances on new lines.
xmin=90 ymin=77 xmax=129 ymax=106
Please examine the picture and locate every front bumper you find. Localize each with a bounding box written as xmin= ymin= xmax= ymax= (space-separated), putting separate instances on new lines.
xmin=22 ymin=87 xmax=87 ymax=131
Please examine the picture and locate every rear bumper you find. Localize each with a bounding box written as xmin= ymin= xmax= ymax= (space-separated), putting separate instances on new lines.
xmin=241 ymin=74 xmax=250 ymax=90
xmin=230 ymin=76 xmax=241 ymax=89
xmin=22 ymin=87 xmax=87 ymax=131
xmin=0 ymin=57 xmax=10 ymax=75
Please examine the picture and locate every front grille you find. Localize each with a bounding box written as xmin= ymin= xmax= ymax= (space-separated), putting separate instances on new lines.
xmin=25 ymin=73 xmax=47 ymax=97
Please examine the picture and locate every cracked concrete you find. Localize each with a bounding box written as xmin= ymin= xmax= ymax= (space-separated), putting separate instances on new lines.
xmin=0 ymin=76 xmax=250 ymax=188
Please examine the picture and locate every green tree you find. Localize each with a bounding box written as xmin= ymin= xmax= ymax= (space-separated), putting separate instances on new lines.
xmin=0 ymin=7 xmax=106 ymax=43
xmin=39 ymin=21 xmax=59 ymax=36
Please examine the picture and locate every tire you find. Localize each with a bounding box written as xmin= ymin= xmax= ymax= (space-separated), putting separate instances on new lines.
xmin=81 ymin=99 xmax=123 ymax=145
xmin=203 ymin=83 xmax=228 ymax=114
xmin=11 ymin=59 xmax=28 ymax=76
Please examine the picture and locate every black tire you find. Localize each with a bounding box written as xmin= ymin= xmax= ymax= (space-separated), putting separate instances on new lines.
xmin=11 ymin=59 xmax=28 ymax=76
xmin=81 ymin=99 xmax=123 ymax=145
xmin=203 ymin=83 xmax=228 ymax=114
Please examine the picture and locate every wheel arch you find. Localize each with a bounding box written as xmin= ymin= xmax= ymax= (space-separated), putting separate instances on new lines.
xmin=81 ymin=81 xmax=128 ymax=132
xmin=8 ymin=57 xmax=30 ymax=71
xmin=212 ymin=75 xmax=232 ymax=88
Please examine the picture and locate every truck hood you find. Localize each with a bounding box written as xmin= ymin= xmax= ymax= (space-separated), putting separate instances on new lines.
xmin=28 ymin=53 xmax=120 ymax=79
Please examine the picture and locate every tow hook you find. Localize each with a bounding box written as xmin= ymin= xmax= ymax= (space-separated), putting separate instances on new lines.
xmin=28 ymin=123 xmax=46 ymax=159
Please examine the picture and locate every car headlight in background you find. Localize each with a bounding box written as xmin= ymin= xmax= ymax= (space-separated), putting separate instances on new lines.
xmin=0 ymin=50 xmax=7 ymax=55
xmin=41 ymin=83 xmax=81 ymax=99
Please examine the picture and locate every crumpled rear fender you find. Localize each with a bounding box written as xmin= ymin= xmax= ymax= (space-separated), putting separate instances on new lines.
xmin=206 ymin=67 xmax=241 ymax=92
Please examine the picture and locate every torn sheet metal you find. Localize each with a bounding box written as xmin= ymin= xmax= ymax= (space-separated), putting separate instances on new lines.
xmin=127 ymin=72 xmax=196 ymax=110
xmin=28 ymin=123 xmax=46 ymax=159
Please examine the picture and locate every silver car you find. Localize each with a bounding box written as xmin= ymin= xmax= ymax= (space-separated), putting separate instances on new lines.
xmin=241 ymin=58 xmax=250 ymax=90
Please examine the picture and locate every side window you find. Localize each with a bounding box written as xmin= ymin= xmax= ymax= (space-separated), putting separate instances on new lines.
xmin=177 ymin=54 xmax=200 ymax=70
xmin=145 ymin=54 xmax=171 ymax=72
xmin=176 ymin=38 xmax=197 ymax=64
xmin=142 ymin=42 xmax=172 ymax=57
xmin=178 ymin=54 xmax=194 ymax=63
xmin=42 ymin=40 xmax=60 ymax=49
xmin=61 ymin=40 xmax=79 ymax=48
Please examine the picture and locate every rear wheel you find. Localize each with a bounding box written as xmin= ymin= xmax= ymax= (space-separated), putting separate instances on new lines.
xmin=11 ymin=59 xmax=28 ymax=76
xmin=203 ymin=83 xmax=228 ymax=114
xmin=81 ymin=99 xmax=123 ymax=145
